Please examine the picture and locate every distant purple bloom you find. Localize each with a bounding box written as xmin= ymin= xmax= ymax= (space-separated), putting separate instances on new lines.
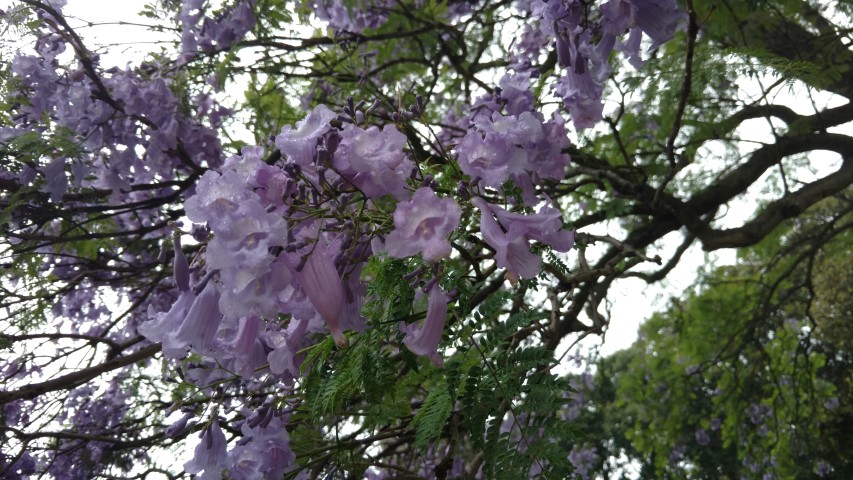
xmin=181 ymin=0 xmax=256 ymax=59
xmin=568 ymin=445 xmax=597 ymax=480
xmin=3 ymin=452 xmax=36 ymax=479
xmin=816 ymin=460 xmax=832 ymax=477
xmin=695 ymin=428 xmax=710 ymax=445
xmin=748 ymin=403 xmax=771 ymax=425
xmin=824 ymin=397 xmax=839 ymax=410
xmin=385 ymin=187 xmax=461 ymax=262
xmin=709 ymin=417 xmax=721 ymax=431
xmin=668 ymin=444 xmax=686 ymax=464
xmin=311 ymin=0 xmax=390 ymax=33
xmin=41 ymin=156 xmax=67 ymax=202
xmin=399 ymin=283 xmax=448 ymax=365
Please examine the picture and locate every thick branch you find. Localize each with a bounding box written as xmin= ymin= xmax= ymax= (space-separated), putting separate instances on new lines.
xmin=0 ymin=343 xmax=161 ymax=405
xmin=697 ymin=158 xmax=853 ymax=250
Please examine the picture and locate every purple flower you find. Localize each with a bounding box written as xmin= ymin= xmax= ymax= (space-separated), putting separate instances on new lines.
xmin=184 ymin=150 xmax=291 ymax=319
xmin=454 ymin=131 xmax=525 ymax=188
xmin=221 ymin=313 xmax=267 ymax=376
xmin=399 ymin=283 xmax=448 ymax=365
xmin=311 ymin=0 xmax=390 ymax=33
xmin=180 ymin=0 xmax=256 ymax=59
xmin=172 ymin=235 xmax=190 ymax=292
xmin=335 ymin=124 xmax=414 ymax=200
xmin=695 ymin=427 xmax=710 ymax=445
xmin=568 ymin=445 xmax=597 ymax=480
xmin=473 ymin=197 xmax=541 ymax=280
xmin=709 ymin=417 xmax=721 ymax=431
xmin=41 ymin=156 xmax=67 ymax=202
xmin=268 ymin=317 xmax=310 ymax=378
xmin=385 ymin=187 xmax=461 ymax=262
xmin=472 ymin=196 xmax=574 ymax=280
xmin=140 ymin=289 xmax=196 ymax=358
xmin=290 ymin=238 xmax=349 ymax=347
xmin=184 ymin=421 xmax=228 ymax=479
xmin=165 ymin=413 xmax=193 ymax=439
xmin=230 ymin=416 xmax=295 ymax=479
xmin=173 ymin=280 xmax=224 ymax=354
xmin=491 ymin=201 xmax=575 ymax=252
xmin=498 ymin=72 xmax=534 ymax=115
xmin=628 ymin=0 xmax=684 ymax=50
xmin=275 ymin=105 xmax=336 ymax=166
xmin=668 ymin=444 xmax=686 ymax=464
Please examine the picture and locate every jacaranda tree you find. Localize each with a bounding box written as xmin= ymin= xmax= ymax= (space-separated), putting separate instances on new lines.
xmin=0 ymin=0 xmax=850 ymax=478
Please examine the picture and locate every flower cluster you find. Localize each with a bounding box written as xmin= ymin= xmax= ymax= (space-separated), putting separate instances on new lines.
xmin=513 ymin=0 xmax=684 ymax=129
xmin=179 ymin=0 xmax=257 ymax=62
xmin=0 ymin=0 xmax=692 ymax=477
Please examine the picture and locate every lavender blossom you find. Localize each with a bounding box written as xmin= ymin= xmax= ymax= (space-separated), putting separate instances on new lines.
xmin=695 ymin=427 xmax=710 ymax=446
xmin=629 ymin=0 xmax=684 ymax=50
xmin=275 ymin=104 xmax=336 ymax=166
xmin=474 ymin=197 xmax=541 ymax=280
xmin=399 ymin=283 xmax=449 ymax=365
xmin=335 ymin=124 xmax=414 ymax=200
xmin=230 ymin=415 xmax=296 ymax=479
xmin=184 ymin=421 xmax=229 ymax=479
xmin=472 ymin=196 xmax=574 ymax=280
xmin=568 ymin=445 xmax=597 ymax=480
xmin=289 ymin=237 xmax=352 ymax=347
xmin=454 ymin=131 xmax=525 ymax=189
xmin=385 ymin=187 xmax=461 ymax=262
xmin=173 ymin=280 xmax=223 ymax=354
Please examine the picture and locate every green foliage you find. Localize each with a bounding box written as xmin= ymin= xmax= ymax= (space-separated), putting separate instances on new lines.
xmin=448 ymin=305 xmax=578 ymax=479
xmin=576 ymin=199 xmax=853 ymax=479
xmin=410 ymin=380 xmax=452 ymax=450
xmin=302 ymin=330 xmax=394 ymax=419
xmin=362 ymin=255 xmax=418 ymax=325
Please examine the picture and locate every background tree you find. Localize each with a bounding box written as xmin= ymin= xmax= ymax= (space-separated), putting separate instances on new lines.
xmin=0 ymin=0 xmax=850 ymax=478
xmin=571 ymin=197 xmax=852 ymax=478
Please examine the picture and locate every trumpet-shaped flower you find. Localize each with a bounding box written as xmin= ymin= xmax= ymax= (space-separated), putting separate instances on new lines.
xmin=184 ymin=421 xmax=228 ymax=479
xmin=472 ymin=197 xmax=574 ymax=280
xmin=335 ymin=124 xmax=413 ymax=200
xmin=399 ymin=283 xmax=448 ymax=365
xmin=385 ymin=187 xmax=461 ymax=262
xmin=275 ymin=105 xmax=336 ymax=166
